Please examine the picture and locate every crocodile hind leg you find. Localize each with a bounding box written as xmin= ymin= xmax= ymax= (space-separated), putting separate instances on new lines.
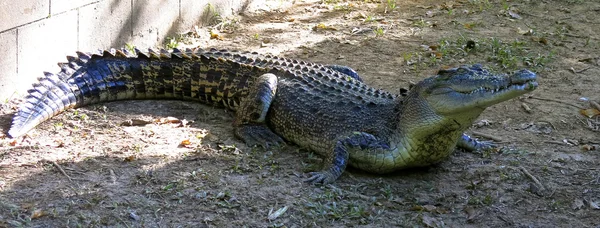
xmin=234 ymin=73 xmax=284 ymax=148
xmin=306 ymin=132 xmax=389 ymax=184
xmin=457 ymin=133 xmax=495 ymax=152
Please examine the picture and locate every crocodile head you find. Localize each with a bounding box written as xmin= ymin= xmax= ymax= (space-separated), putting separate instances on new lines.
xmin=402 ymin=64 xmax=538 ymax=131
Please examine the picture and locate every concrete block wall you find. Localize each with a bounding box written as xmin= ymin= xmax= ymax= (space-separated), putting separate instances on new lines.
xmin=0 ymin=0 xmax=264 ymax=100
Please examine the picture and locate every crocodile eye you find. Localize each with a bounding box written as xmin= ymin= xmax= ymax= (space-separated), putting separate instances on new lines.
xmin=436 ymin=68 xmax=457 ymax=80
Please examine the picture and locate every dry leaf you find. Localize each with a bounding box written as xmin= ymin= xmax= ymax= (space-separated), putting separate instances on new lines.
xmin=31 ymin=209 xmax=45 ymax=219
xmin=531 ymin=36 xmax=548 ymax=45
xmin=267 ymin=206 xmax=288 ymax=220
xmin=423 ymin=205 xmax=437 ymax=212
xmin=124 ymin=155 xmax=136 ymax=162
xmin=464 ymin=206 xmax=478 ymax=220
xmin=508 ymin=10 xmax=522 ymax=19
xmin=180 ymin=139 xmax=192 ymax=146
xmin=591 ymin=201 xmax=600 ymax=210
xmin=157 ymin=116 xmax=181 ymax=124
xmin=122 ymin=119 xmax=152 ymax=126
xmin=9 ymin=140 xmax=17 ymax=146
xmin=517 ymin=27 xmax=533 ymax=35
xmin=581 ymin=144 xmax=596 ymax=151
xmin=572 ymin=199 xmax=584 ymax=210
xmin=313 ymin=23 xmax=337 ymax=31
xmin=210 ymin=29 xmax=223 ymax=40
xmin=580 ymin=108 xmax=600 ymax=118
xmin=196 ymin=130 xmax=208 ymax=139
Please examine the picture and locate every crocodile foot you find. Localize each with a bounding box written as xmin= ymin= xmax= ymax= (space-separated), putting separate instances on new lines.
xmin=305 ymin=171 xmax=337 ymax=185
xmin=457 ymin=133 xmax=497 ymax=152
xmin=235 ymin=125 xmax=284 ymax=149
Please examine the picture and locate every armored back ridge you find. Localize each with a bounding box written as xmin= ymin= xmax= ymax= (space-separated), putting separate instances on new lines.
xmin=9 ymin=48 xmax=538 ymax=184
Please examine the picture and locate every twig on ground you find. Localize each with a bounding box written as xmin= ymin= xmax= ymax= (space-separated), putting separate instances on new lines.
xmin=109 ymin=169 xmax=117 ymax=184
xmin=528 ymin=97 xmax=583 ymax=109
xmin=519 ymin=166 xmax=546 ymax=192
xmin=521 ymin=103 xmax=532 ymax=113
xmin=472 ymin=131 xmax=503 ymax=142
xmin=45 ymin=160 xmax=72 ymax=182
xmin=589 ymin=100 xmax=600 ymax=111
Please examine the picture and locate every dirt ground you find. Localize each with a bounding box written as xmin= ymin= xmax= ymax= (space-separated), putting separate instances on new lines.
xmin=1 ymin=0 xmax=599 ymax=227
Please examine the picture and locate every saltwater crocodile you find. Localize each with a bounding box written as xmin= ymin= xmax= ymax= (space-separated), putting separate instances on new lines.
xmin=8 ymin=48 xmax=538 ymax=184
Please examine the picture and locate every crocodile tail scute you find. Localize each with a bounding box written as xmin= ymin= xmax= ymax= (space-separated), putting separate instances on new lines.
xmin=8 ymin=71 xmax=78 ymax=138
xmin=8 ymin=49 xmax=125 ymax=138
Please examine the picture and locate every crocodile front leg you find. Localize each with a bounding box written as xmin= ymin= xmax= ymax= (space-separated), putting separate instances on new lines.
xmin=306 ymin=132 xmax=390 ymax=184
xmin=234 ymin=73 xmax=284 ymax=148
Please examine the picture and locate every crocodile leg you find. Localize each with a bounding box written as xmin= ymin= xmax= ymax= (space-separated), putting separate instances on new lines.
xmin=457 ymin=133 xmax=495 ymax=152
xmin=325 ymin=65 xmax=362 ymax=82
xmin=306 ymin=132 xmax=389 ymax=184
xmin=234 ymin=73 xmax=284 ymax=148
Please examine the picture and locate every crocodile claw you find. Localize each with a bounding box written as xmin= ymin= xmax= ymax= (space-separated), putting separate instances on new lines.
xmin=305 ymin=171 xmax=336 ymax=185
xmin=235 ymin=125 xmax=285 ymax=149
xmin=457 ymin=133 xmax=497 ymax=152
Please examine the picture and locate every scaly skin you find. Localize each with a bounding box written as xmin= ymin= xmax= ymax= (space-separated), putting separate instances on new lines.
xmin=8 ymin=48 xmax=538 ymax=184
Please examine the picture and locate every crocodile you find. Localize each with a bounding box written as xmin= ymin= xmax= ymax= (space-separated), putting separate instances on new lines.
xmin=8 ymin=48 xmax=538 ymax=184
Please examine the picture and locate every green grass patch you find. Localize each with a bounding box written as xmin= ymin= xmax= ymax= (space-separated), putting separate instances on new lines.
xmin=404 ymin=35 xmax=555 ymax=71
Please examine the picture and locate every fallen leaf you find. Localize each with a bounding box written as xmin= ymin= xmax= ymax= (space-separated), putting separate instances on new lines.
xmin=30 ymin=209 xmax=45 ymax=219
xmin=312 ymin=23 xmax=337 ymax=31
xmin=591 ymin=201 xmax=600 ymax=210
xmin=54 ymin=139 xmax=65 ymax=148
xmin=210 ymin=29 xmax=223 ymax=40
xmin=581 ymin=144 xmax=596 ymax=151
xmin=423 ymin=205 xmax=437 ymax=212
xmin=463 ymin=23 xmax=475 ymax=30
xmin=534 ymin=37 xmax=548 ymax=45
xmin=508 ymin=10 xmax=522 ymax=19
xmin=124 ymin=155 xmax=136 ymax=162
xmin=572 ymin=199 xmax=584 ymax=210
xmin=157 ymin=116 xmax=181 ymax=124
xmin=196 ymin=130 xmax=208 ymax=139
xmin=180 ymin=139 xmax=192 ymax=146
xmin=267 ymin=206 xmax=288 ymax=220
xmin=9 ymin=140 xmax=17 ymax=146
xmin=464 ymin=206 xmax=478 ymax=220
xmin=580 ymin=108 xmax=600 ymax=118
xmin=517 ymin=27 xmax=533 ymax=35
xmin=121 ymin=119 xmax=152 ymax=126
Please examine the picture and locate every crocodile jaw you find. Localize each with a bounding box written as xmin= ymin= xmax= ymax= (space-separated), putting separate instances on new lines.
xmin=420 ymin=65 xmax=538 ymax=115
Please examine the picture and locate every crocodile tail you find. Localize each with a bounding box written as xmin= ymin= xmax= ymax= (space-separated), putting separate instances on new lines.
xmin=8 ymin=48 xmax=260 ymax=138
xmin=8 ymin=51 xmax=88 ymax=138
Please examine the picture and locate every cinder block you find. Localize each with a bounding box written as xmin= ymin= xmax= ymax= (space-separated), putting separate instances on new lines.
xmin=0 ymin=30 xmax=18 ymax=100
xmin=0 ymin=0 xmax=49 ymax=32
xmin=17 ymin=10 xmax=78 ymax=98
xmin=130 ymin=0 xmax=180 ymax=48
xmin=51 ymin=0 xmax=97 ymax=15
xmin=79 ymin=0 xmax=133 ymax=51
